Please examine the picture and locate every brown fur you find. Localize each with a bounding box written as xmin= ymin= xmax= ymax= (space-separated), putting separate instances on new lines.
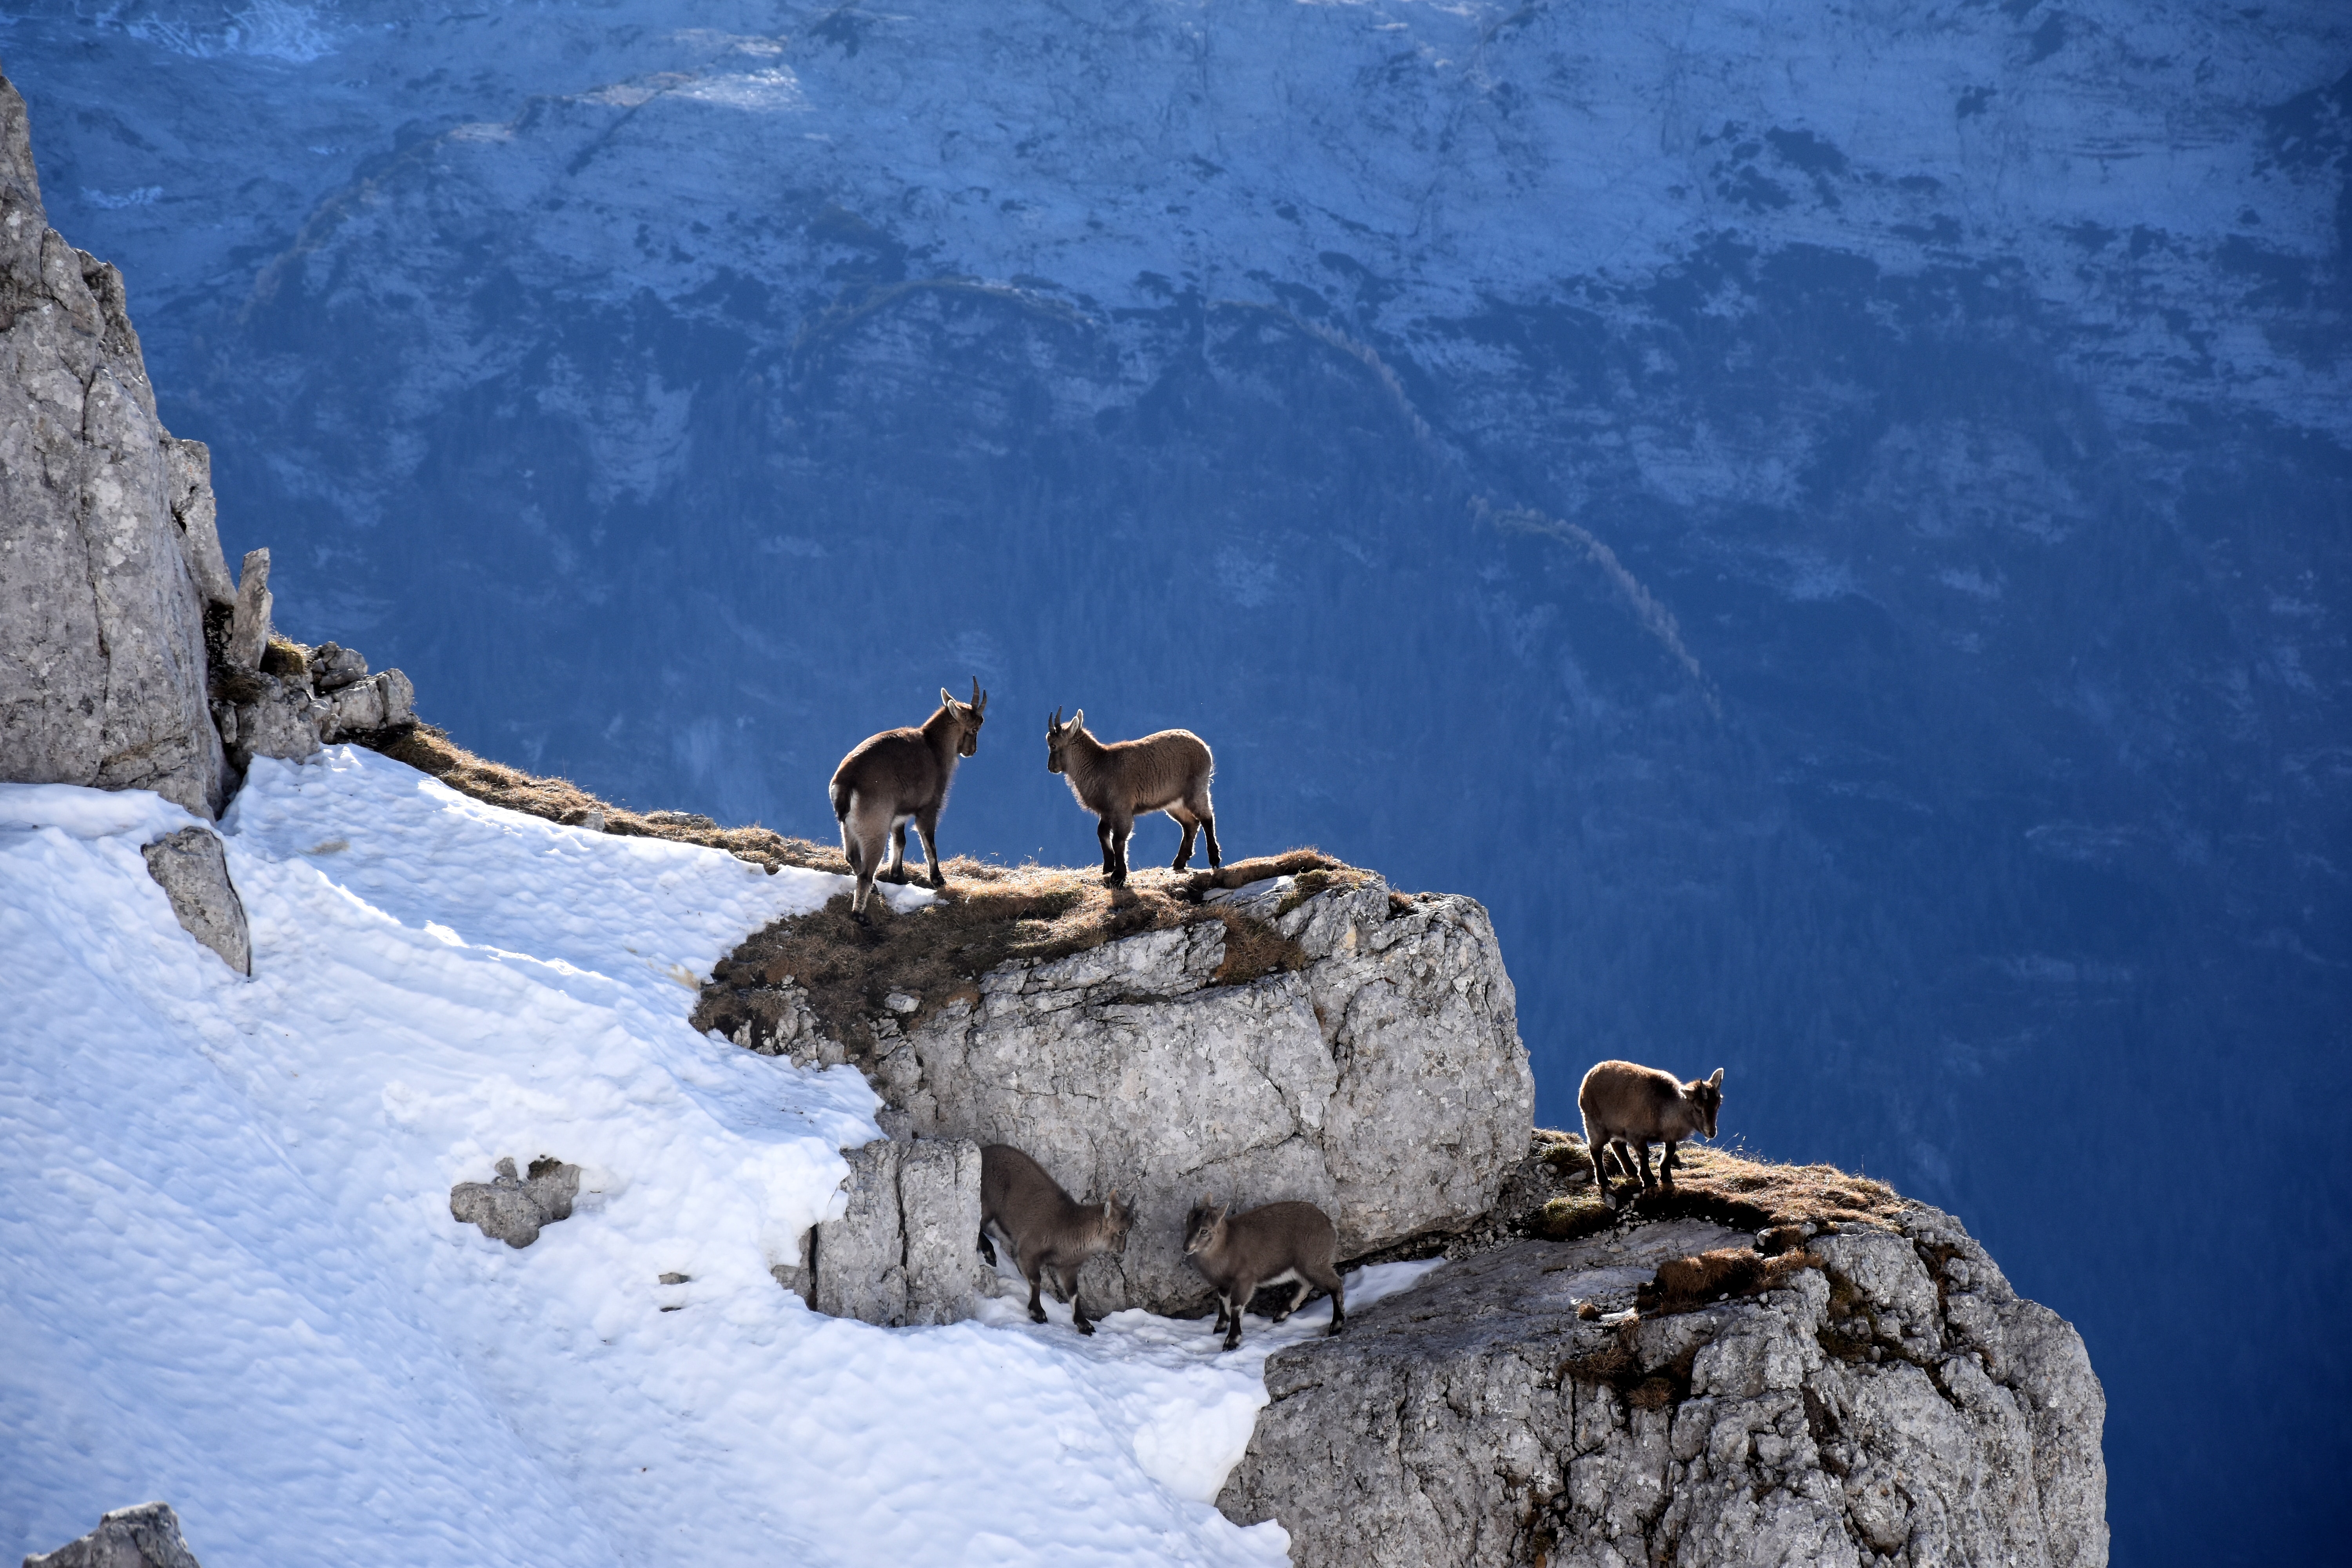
xmin=977 ymin=1144 xmax=1133 ymax=1336
xmin=1636 ymin=1246 xmax=1819 ymax=1316
xmin=1045 ymin=708 xmax=1220 ymax=887
xmin=1182 ymin=1196 xmax=1345 ymax=1350
xmin=1577 ymin=1060 xmax=1724 ymax=1209
xmin=829 ymin=681 xmax=988 ymax=917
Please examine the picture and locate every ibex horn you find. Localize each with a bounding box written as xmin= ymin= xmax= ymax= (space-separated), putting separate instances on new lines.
xmin=1051 ymin=705 xmax=1063 ymax=728
xmin=971 ymin=677 xmax=987 ymax=712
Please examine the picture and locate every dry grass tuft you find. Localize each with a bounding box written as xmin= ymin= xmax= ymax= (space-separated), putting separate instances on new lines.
xmin=1523 ymin=1137 xmax=1905 ymax=1247
xmin=1635 ymin=1245 xmax=1820 ymax=1316
xmin=359 ymin=723 xmax=846 ymax=874
xmin=692 ymin=852 xmax=1366 ymax=1054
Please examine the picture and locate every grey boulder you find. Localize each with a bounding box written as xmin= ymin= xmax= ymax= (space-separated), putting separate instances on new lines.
xmin=450 ymin=1157 xmax=581 ymax=1249
xmin=23 ymin=1502 xmax=204 ymax=1568
xmin=807 ymin=1136 xmax=987 ymax=1326
xmin=138 ymin=826 xmax=249 ymax=976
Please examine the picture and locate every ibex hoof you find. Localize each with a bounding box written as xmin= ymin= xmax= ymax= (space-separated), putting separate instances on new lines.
xmin=1074 ymin=1319 xmax=1095 ymax=1337
xmin=1028 ymin=1307 xmax=1048 ymax=1325
xmin=1327 ymin=1320 xmax=1345 ymax=1337
xmin=1221 ymin=1335 xmax=1241 ymax=1352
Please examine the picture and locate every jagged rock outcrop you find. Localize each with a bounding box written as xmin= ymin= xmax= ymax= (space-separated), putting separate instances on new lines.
xmin=802 ymin=1136 xmax=989 ymax=1327
xmin=23 ymin=1502 xmax=204 ymax=1568
xmin=0 ymin=71 xmax=229 ymax=818
xmin=2 ymin=67 xmax=419 ymax=826
xmin=449 ymin=1156 xmax=581 ymax=1249
xmin=1218 ymin=1203 xmax=2107 ymax=1568
xmin=743 ymin=871 xmax=1534 ymax=1315
xmin=139 ymin=825 xmax=249 ymax=976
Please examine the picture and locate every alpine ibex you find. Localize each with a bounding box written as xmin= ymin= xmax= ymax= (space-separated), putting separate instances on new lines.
xmin=1044 ymin=708 xmax=1220 ymax=887
xmin=977 ymin=1144 xmax=1134 ymax=1336
xmin=829 ymin=681 xmax=987 ymax=919
xmin=1181 ymin=1197 xmax=1345 ymax=1351
xmin=1578 ymin=1060 xmax=1724 ymax=1207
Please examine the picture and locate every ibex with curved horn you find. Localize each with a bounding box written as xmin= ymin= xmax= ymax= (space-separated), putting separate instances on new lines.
xmin=829 ymin=680 xmax=988 ymax=919
xmin=1045 ymin=708 xmax=1221 ymax=887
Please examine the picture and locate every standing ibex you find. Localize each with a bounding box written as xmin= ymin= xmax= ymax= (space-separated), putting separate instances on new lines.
xmin=1577 ymin=1060 xmax=1724 ymax=1208
xmin=977 ymin=1144 xmax=1134 ymax=1336
xmin=1181 ymin=1196 xmax=1345 ymax=1351
xmin=1044 ymin=708 xmax=1220 ymax=887
xmin=829 ymin=681 xmax=987 ymax=919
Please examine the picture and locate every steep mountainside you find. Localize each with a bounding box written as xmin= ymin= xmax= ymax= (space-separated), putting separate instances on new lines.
xmin=4 ymin=5 xmax=2345 ymax=1556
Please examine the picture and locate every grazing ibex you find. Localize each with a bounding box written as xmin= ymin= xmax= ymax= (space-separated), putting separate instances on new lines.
xmin=829 ymin=681 xmax=987 ymax=919
xmin=1181 ymin=1197 xmax=1345 ymax=1351
xmin=1578 ymin=1060 xmax=1724 ymax=1208
xmin=977 ymin=1144 xmax=1134 ymax=1336
xmin=1044 ymin=708 xmax=1220 ymax=887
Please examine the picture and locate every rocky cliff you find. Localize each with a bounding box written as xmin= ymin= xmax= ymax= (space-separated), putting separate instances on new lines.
xmin=2 ymin=63 xmax=416 ymax=968
xmin=1219 ymin=1146 xmax=2107 ymax=1568
xmin=0 ymin=71 xmax=228 ymax=819
xmin=700 ymin=862 xmax=1537 ymax=1316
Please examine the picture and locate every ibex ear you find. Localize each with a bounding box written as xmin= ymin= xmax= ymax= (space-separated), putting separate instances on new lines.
xmin=1708 ymin=1068 xmax=1724 ymax=1088
xmin=1070 ymin=708 xmax=1084 ymax=730
xmin=940 ymin=686 xmax=956 ymax=708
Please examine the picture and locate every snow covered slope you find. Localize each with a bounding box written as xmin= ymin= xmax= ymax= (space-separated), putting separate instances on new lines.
xmin=0 ymin=745 xmax=1436 ymax=1566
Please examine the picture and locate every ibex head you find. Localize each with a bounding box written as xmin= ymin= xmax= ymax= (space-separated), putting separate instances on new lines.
xmin=1045 ymin=706 xmax=1085 ymax=774
xmin=1093 ymin=1189 xmax=1136 ymax=1255
xmin=940 ymin=679 xmax=989 ymax=757
xmin=1688 ymin=1068 xmax=1724 ymax=1139
xmin=1182 ymin=1193 xmax=1230 ymax=1256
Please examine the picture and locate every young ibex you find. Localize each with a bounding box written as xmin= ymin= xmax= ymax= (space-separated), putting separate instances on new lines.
xmin=1181 ymin=1197 xmax=1345 ymax=1351
xmin=1578 ymin=1060 xmax=1724 ymax=1207
xmin=828 ymin=681 xmax=987 ymax=919
xmin=1044 ymin=708 xmax=1220 ymax=887
xmin=977 ymin=1143 xmax=1134 ymax=1336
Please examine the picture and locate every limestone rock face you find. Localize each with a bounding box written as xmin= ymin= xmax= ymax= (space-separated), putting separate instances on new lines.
xmin=139 ymin=826 xmax=249 ymax=976
xmin=809 ymin=1136 xmax=988 ymax=1327
xmin=449 ymin=1157 xmax=581 ymax=1249
xmin=763 ymin=875 xmax=1534 ymax=1315
xmin=23 ymin=1502 xmax=205 ymax=1568
xmin=1218 ymin=1205 xmax=2107 ymax=1568
xmin=0 ymin=71 xmax=229 ymax=818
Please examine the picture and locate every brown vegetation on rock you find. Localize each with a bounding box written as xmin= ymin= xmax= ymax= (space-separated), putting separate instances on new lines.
xmin=1521 ymin=1134 xmax=1905 ymax=1247
xmin=358 ymin=722 xmax=847 ymax=873
xmin=694 ymin=851 xmax=1367 ymax=1050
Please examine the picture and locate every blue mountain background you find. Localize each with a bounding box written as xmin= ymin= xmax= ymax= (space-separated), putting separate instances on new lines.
xmin=6 ymin=2 xmax=2347 ymax=1559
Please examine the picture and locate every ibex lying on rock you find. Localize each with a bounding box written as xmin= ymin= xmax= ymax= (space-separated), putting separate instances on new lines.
xmin=977 ymin=1144 xmax=1133 ymax=1336
xmin=829 ymin=681 xmax=987 ymax=918
xmin=1182 ymin=1197 xmax=1345 ymax=1351
xmin=1578 ymin=1060 xmax=1724 ymax=1207
xmin=1044 ymin=708 xmax=1220 ymax=887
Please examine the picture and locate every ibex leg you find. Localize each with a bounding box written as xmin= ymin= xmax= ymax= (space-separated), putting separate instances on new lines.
xmin=844 ymin=797 xmax=893 ymax=916
xmin=1024 ymin=1265 xmax=1049 ymax=1325
xmin=1632 ymin=1140 xmax=1657 ymax=1190
xmin=881 ymin=818 xmax=909 ymax=884
xmin=1107 ymin=813 xmax=1134 ymax=887
xmin=914 ymin=809 xmax=946 ymax=890
xmin=1659 ymin=1140 xmax=1681 ymax=1185
xmin=1096 ymin=818 xmax=1116 ymax=876
xmin=1167 ymin=806 xmax=1199 ymax=872
xmin=1197 ymin=807 xmax=1222 ymax=869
